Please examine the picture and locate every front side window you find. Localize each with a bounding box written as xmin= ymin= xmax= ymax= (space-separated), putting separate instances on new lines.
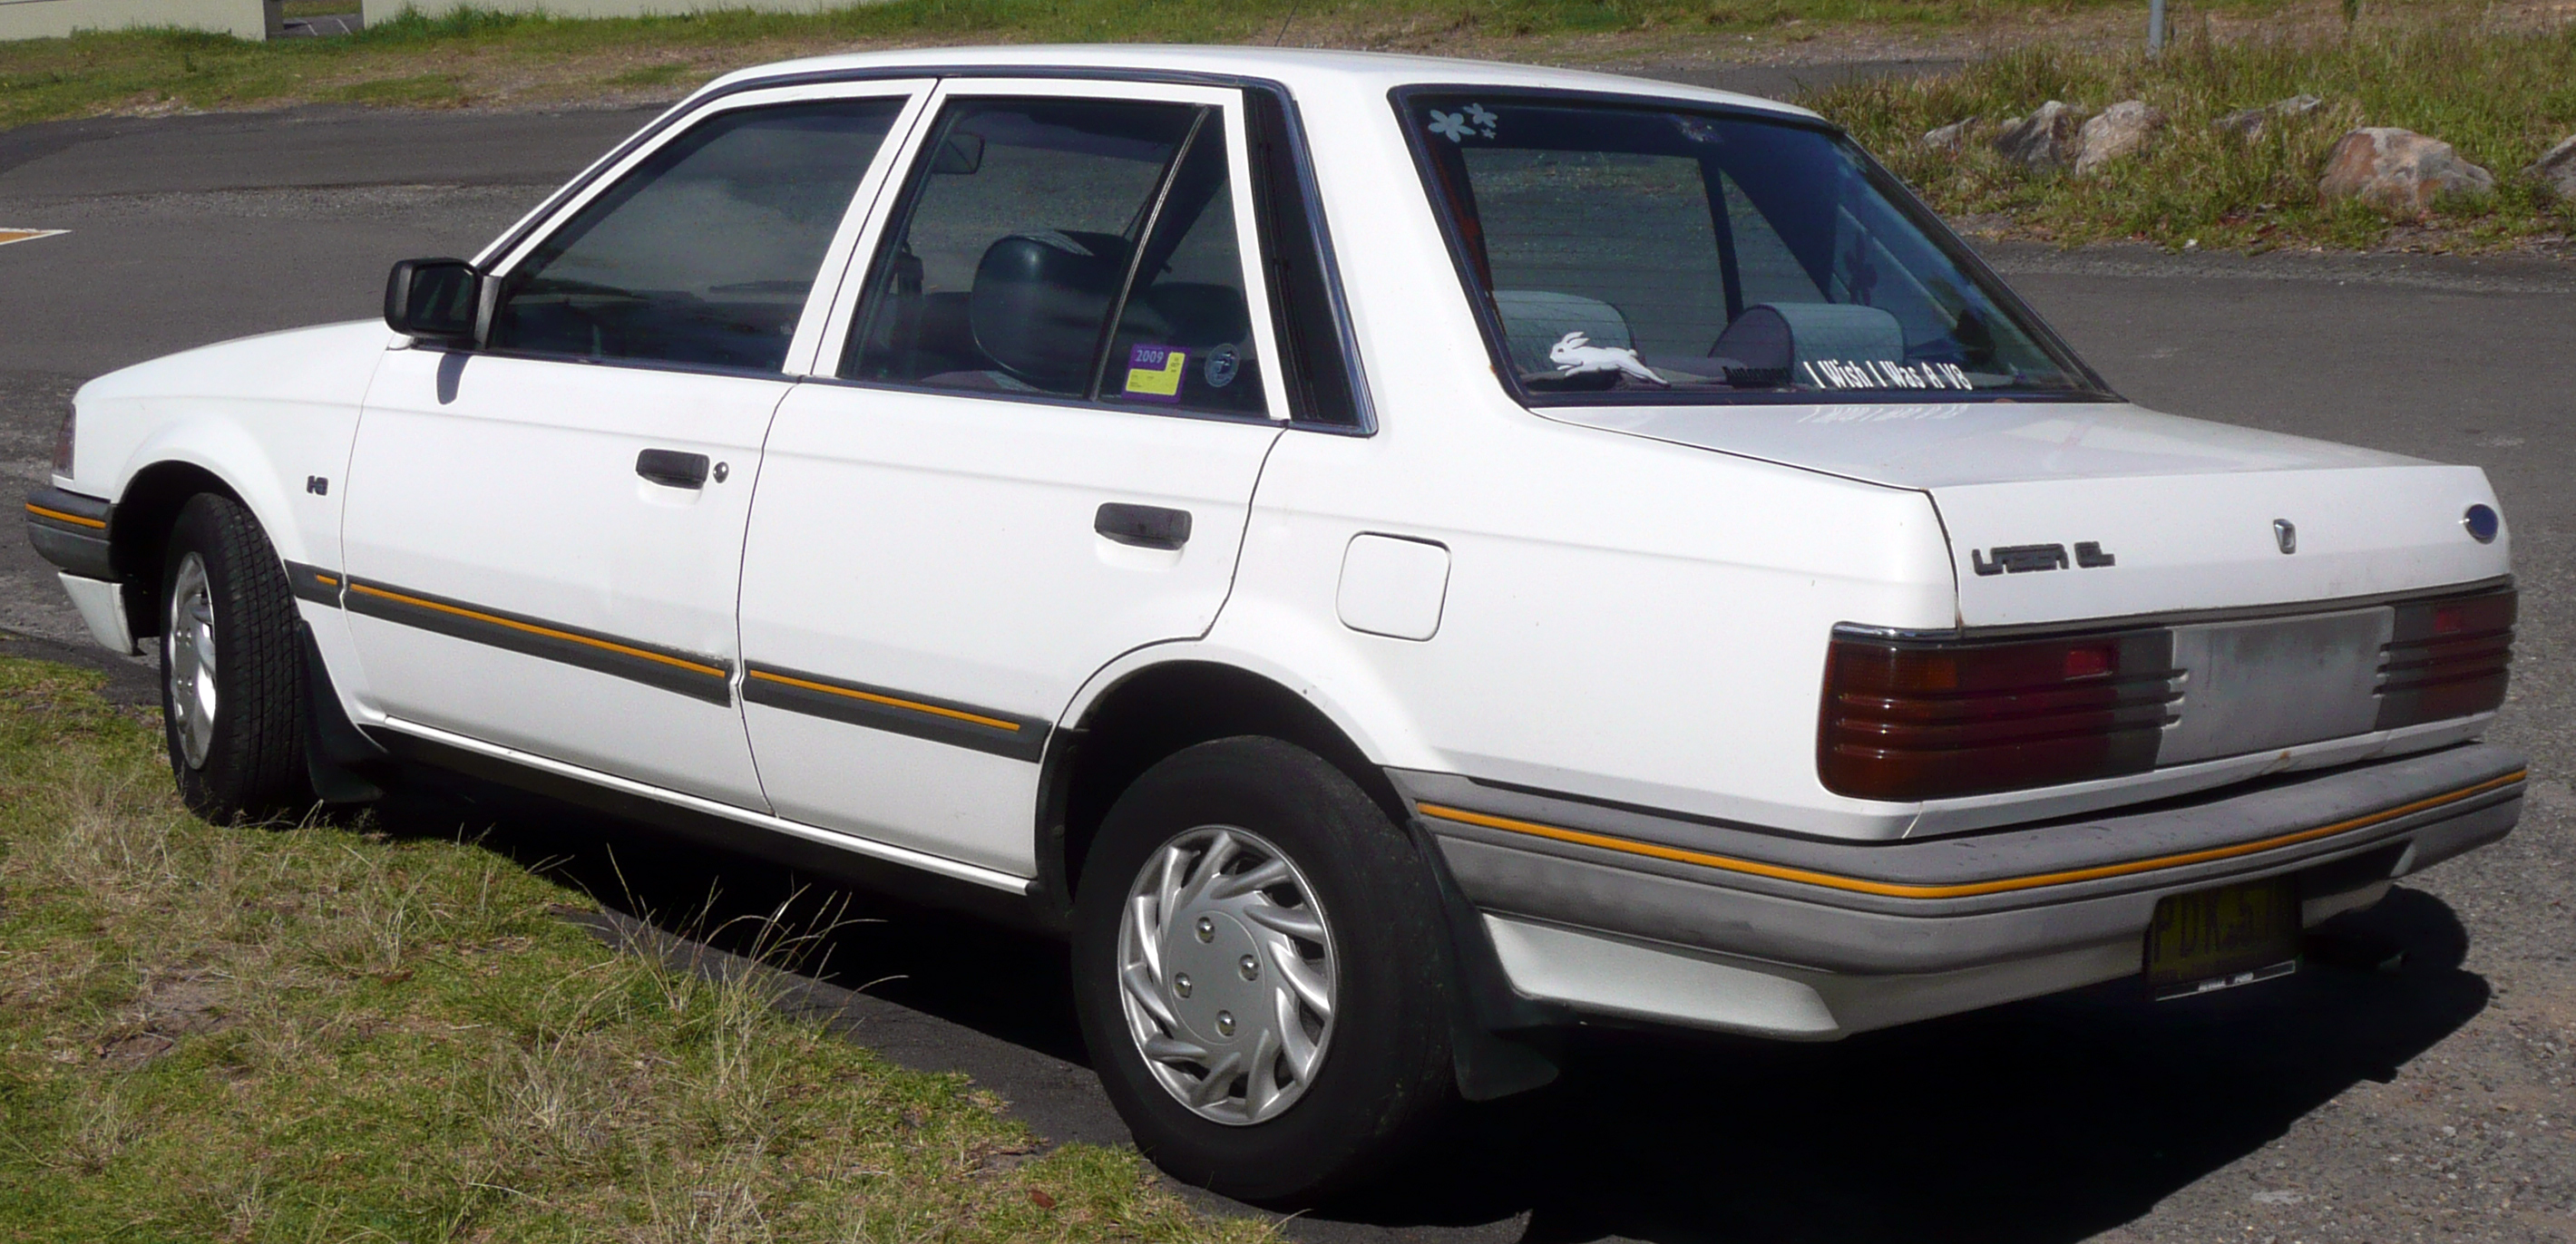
xmin=489 ymin=97 xmax=905 ymax=373
xmin=1404 ymin=93 xmax=2106 ymax=403
xmin=844 ymin=97 xmax=1269 ymax=416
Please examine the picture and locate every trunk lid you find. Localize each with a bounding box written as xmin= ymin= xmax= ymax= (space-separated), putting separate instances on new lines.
xmin=1551 ymin=401 xmax=2508 ymax=627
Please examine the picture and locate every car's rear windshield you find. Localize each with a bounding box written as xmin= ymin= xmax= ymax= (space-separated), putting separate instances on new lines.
xmin=1401 ymin=92 xmax=2111 ymax=404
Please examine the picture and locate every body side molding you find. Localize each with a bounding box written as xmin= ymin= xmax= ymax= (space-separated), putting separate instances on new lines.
xmin=282 ymin=560 xmax=343 ymax=607
xmin=739 ymin=661 xmax=1051 ymax=763
xmin=342 ymin=578 xmax=735 ymax=705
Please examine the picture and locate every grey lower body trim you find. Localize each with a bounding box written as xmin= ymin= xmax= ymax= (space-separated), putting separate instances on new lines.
xmin=1411 ymin=744 xmax=2524 ymax=1036
xmin=27 ymin=519 xmax=111 ymax=579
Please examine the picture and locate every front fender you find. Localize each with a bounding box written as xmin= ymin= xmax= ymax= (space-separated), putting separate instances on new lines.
xmin=116 ymin=414 xmax=327 ymax=569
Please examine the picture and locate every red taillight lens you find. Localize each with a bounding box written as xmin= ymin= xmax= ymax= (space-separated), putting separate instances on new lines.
xmin=1818 ymin=631 xmax=2178 ymax=802
xmin=2378 ymin=588 xmax=2514 ymax=729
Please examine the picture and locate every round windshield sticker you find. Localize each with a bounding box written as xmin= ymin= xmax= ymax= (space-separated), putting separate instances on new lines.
xmin=1205 ymin=345 xmax=1241 ymax=389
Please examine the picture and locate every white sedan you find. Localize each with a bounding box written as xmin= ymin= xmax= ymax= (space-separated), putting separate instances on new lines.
xmin=24 ymin=45 xmax=2524 ymax=1202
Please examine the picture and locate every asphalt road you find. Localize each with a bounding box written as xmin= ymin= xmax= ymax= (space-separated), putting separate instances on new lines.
xmin=0 ymin=96 xmax=2570 ymax=1244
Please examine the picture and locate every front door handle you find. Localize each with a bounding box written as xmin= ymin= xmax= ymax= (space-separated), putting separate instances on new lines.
xmin=1095 ymin=502 xmax=1192 ymax=549
xmin=636 ymin=448 xmax=710 ymax=489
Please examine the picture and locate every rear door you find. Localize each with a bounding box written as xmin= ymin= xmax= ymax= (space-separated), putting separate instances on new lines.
xmin=737 ymin=80 xmax=1288 ymax=875
xmin=341 ymin=83 xmax=928 ymax=806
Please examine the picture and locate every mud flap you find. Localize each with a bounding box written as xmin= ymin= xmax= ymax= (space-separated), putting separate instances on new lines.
xmin=1409 ymin=815 xmax=1565 ymax=1102
xmin=298 ymin=619 xmax=387 ymax=804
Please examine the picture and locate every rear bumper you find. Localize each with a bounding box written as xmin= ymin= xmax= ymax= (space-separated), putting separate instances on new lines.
xmin=1398 ymin=743 xmax=2525 ymax=1039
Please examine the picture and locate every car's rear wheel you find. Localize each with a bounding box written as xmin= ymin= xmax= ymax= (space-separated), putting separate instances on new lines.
xmin=1071 ymin=736 xmax=1457 ymax=1206
xmin=161 ymin=492 xmax=309 ymax=823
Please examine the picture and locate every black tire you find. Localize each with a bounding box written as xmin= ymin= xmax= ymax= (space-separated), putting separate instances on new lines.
xmin=1071 ymin=736 xmax=1457 ymax=1206
xmin=160 ymin=491 xmax=310 ymax=823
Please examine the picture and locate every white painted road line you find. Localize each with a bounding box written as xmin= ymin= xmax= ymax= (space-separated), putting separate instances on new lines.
xmin=0 ymin=229 xmax=66 ymax=248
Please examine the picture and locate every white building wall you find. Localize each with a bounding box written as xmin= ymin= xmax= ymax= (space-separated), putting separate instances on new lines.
xmin=0 ymin=0 xmax=272 ymax=41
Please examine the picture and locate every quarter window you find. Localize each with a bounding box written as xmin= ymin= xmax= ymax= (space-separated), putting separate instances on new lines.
xmin=489 ymin=98 xmax=905 ymax=373
xmin=844 ymin=97 xmax=1268 ymax=416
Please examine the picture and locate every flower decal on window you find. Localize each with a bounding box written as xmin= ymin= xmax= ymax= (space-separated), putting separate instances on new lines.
xmin=1429 ymin=103 xmax=1500 ymax=142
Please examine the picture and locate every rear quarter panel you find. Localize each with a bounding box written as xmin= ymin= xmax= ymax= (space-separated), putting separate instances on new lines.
xmin=1221 ymin=83 xmax=1956 ymax=840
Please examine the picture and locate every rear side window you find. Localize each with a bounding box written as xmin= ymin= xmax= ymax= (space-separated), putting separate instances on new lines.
xmin=489 ymin=98 xmax=903 ymax=373
xmin=843 ymin=97 xmax=1270 ymax=417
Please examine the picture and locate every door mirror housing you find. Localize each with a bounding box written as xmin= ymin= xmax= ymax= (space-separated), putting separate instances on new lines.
xmin=384 ymin=258 xmax=482 ymax=345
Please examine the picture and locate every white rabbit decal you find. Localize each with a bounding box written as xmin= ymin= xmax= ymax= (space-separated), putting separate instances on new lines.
xmin=1547 ymin=331 xmax=1666 ymax=385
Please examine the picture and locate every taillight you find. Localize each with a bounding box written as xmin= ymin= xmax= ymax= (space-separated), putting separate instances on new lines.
xmin=52 ymin=403 xmax=74 ymax=474
xmin=1819 ymin=630 xmax=2179 ymax=802
xmin=2377 ymin=588 xmax=2513 ymax=729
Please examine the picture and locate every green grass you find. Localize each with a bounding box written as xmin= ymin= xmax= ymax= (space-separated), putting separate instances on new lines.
xmin=1806 ymin=16 xmax=2576 ymax=252
xmin=0 ymin=656 xmax=1272 ymax=1243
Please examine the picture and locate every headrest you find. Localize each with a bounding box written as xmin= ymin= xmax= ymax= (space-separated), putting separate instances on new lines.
xmin=970 ymin=230 xmax=1132 ymax=391
xmin=1709 ymin=303 xmax=1907 ymax=385
xmin=1493 ymin=290 xmax=1632 ymax=374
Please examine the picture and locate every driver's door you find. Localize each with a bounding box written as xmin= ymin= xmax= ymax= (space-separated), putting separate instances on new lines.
xmin=340 ymin=83 xmax=928 ymax=807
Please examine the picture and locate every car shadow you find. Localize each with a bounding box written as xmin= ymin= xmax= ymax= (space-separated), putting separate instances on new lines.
xmin=1323 ymin=889 xmax=2487 ymax=1244
xmin=366 ymin=765 xmax=2490 ymax=1244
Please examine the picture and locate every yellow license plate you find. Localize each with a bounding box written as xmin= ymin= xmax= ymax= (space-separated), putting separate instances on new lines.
xmin=2145 ymin=877 xmax=2300 ymax=1000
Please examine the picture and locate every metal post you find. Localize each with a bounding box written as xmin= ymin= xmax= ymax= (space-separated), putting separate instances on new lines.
xmin=2148 ymin=0 xmax=2167 ymax=53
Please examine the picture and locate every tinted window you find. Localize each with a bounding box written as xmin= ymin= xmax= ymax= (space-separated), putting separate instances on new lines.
xmin=490 ymin=99 xmax=903 ymax=373
xmin=844 ymin=98 xmax=1268 ymax=416
xmin=1409 ymin=95 xmax=2103 ymax=403
xmin=1100 ymin=131 xmax=1266 ymax=416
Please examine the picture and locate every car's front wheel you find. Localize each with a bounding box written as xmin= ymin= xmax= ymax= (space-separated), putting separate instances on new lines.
xmin=161 ymin=491 xmax=309 ymax=823
xmin=1071 ymin=736 xmax=1458 ymax=1205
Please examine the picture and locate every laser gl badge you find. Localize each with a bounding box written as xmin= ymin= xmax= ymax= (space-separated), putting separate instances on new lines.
xmin=1970 ymin=540 xmax=2117 ymax=577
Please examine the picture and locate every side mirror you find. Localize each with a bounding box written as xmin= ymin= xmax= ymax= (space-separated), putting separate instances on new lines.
xmin=384 ymin=258 xmax=481 ymax=345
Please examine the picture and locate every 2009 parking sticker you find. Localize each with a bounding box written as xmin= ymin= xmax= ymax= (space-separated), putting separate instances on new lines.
xmin=0 ymin=228 xmax=66 ymax=248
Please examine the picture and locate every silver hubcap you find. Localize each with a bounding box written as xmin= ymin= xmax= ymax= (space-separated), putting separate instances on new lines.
xmin=1117 ymin=826 xmax=1337 ymax=1125
xmin=166 ymin=552 xmax=218 ymax=769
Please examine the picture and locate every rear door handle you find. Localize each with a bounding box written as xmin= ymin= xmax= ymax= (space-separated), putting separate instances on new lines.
xmin=636 ymin=448 xmax=709 ymax=489
xmin=1095 ymin=502 xmax=1192 ymax=549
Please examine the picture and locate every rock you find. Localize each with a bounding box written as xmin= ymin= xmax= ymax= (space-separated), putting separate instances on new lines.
xmin=2529 ymin=134 xmax=2576 ymax=200
xmin=2318 ymin=127 xmax=2497 ymax=219
xmin=2074 ymin=100 xmax=2165 ymax=176
xmin=1920 ymin=118 xmax=1980 ymax=153
xmin=2214 ymin=93 xmax=2325 ymax=142
xmin=1992 ymin=101 xmax=2083 ymax=174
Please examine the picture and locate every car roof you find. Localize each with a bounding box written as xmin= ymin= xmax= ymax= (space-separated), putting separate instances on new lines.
xmin=696 ymin=44 xmax=1821 ymax=122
